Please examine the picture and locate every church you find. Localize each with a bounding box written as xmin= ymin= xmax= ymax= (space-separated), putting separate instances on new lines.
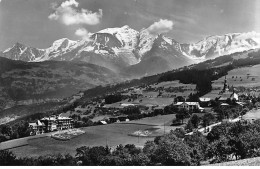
xmin=218 ymin=76 xmax=239 ymax=102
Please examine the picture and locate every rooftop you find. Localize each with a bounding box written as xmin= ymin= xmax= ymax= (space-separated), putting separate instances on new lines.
xmin=175 ymin=102 xmax=200 ymax=106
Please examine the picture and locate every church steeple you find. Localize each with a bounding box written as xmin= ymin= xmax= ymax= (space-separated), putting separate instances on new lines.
xmin=222 ymin=76 xmax=228 ymax=92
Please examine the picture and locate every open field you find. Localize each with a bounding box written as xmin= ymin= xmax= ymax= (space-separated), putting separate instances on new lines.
xmin=105 ymin=97 xmax=174 ymax=108
xmin=1 ymin=114 xmax=180 ymax=158
xmin=242 ymin=109 xmax=260 ymax=120
xmin=124 ymin=114 xmax=175 ymax=126
xmin=214 ymin=64 xmax=260 ymax=88
xmin=8 ymin=123 xmax=155 ymax=158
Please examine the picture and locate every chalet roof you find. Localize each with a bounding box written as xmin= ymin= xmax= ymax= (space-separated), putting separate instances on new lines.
xmin=29 ymin=120 xmax=45 ymax=127
xmin=120 ymin=103 xmax=138 ymax=107
xmin=41 ymin=117 xmax=56 ymax=121
xmin=57 ymin=116 xmax=72 ymax=120
xmin=230 ymin=93 xmax=239 ymax=100
xmin=221 ymin=103 xmax=229 ymax=106
xmin=199 ymin=98 xmax=211 ymax=102
xmin=175 ymin=102 xmax=200 ymax=106
xmin=41 ymin=116 xmax=71 ymax=121
xmin=100 ymin=121 xmax=107 ymax=125
xmin=236 ymin=102 xmax=245 ymax=106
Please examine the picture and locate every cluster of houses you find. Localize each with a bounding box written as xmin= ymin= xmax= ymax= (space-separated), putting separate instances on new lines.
xmin=174 ymin=76 xmax=260 ymax=113
xmin=29 ymin=115 xmax=74 ymax=135
xmin=27 ymin=77 xmax=259 ymax=136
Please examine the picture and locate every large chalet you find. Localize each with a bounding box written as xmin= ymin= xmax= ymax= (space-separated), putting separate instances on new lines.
xmin=174 ymin=102 xmax=204 ymax=112
xmin=29 ymin=115 xmax=74 ymax=135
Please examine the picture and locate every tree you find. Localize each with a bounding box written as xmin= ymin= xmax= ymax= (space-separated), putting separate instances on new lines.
xmin=131 ymin=153 xmax=150 ymax=166
xmin=172 ymin=128 xmax=186 ymax=138
xmin=143 ymin=141 xmax=158 ymax=163
xmin=99 ymin=155 xmax=122 ymax=166
xmin=206 ymin=136 xmax=232 ymax=163
xmin=214 ymin=106 xmax=225 ymax=121
xmin=153 ymin=133 xmax=192 ymax=165
xmin=75 ymin=146 xmax=110 ymax=165
xmin=164 ymin=105 xmax=178 ymax=114
xmin=207 ymin=122 xmax=232 ymax=142
xmin=188 ymin=114 xmax=200 ymax=129
xmin=124 ymin=144 xmax=141 ymax=155
xmin=0 ymin=150 xmax=17 ymax=166
xmin=0 ymin=135 xmax=7 ymax=143
xmin=184 ymin=131 xmax=208 ymax=165
xmin=176 ymin=109 xmax=189 ymax=124
xmin=105 ymin=94 xmax=122 ymax=104
xmin=16 ymin=121 xmax=31 ymax=138
xmin=0 ymin=125 xmax=12 ymax=136
xmin=75 ymin=146 xmax=91 ymax=165
xmin=185 ymin=120 xmax=194 ymax=133
xmin=202 ymin=113 xmax=215 ymax=127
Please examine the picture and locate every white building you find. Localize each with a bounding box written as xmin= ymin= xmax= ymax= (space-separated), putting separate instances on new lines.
xmin=174 ymin=102 xmax=204 ymax=111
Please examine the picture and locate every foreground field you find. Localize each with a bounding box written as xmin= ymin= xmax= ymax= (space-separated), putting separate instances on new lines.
xmin=9 ymin=123 xmax=154 ymax=157
xmin=1 ymin=114 xmax=178 ymax=158
xmin=210 ymin=157 xmax=260 ymax=166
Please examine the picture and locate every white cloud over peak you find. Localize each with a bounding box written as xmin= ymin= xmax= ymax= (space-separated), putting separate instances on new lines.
xmin=147 ymin=19 xmax=174 ymax=35
xmin=49 ymin=0 xmax=102 ymax=26
xmin=75 ymin=27 xmax=91 ymax=40
xmin=60 ymin=0 xmax=78 ymax=8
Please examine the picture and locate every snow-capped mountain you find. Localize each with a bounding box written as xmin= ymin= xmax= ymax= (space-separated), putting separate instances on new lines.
xmin=181 ymin=31 xmax=260 ymax=60
xmin=1 ymin=42 xmax=45 ymax=62
xmin=1 ymin=26 xmax=260 ymax=76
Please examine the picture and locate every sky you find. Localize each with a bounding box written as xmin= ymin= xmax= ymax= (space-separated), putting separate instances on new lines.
xmin=0 ymin=0 xmax=259 ymax=50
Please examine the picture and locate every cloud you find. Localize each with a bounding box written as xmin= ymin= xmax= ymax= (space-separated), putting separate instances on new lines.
xmin=75 ymin=28 xmax=92 ymax=40
xmin=60 ymin=0 xmax=78 ymax=8
xmin=49 ymin=0 xmax=102 ymax=26
xmin=147 ymin=19 xmax=174 ymax=35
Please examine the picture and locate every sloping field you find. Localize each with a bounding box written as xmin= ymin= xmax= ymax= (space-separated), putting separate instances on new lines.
xmin=203 ymin=64 xmax=260 ymax=99
xmin=151 ymin=81 xmax=196 ymax=89
xmin=105 ymin=97 xmax=174 ymax=109
xmin=214 ymin=64 xmax=260 ymax=87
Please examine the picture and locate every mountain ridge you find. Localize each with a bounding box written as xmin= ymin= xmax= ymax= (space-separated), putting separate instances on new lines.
xmin=1 ymin=26 xmax=260 ymax=76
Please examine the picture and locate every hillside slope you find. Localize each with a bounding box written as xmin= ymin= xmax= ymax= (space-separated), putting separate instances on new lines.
xmin=0 ymin=57 xmax=123 ymax=109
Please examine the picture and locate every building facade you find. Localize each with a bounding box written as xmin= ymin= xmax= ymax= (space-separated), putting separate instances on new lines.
xmin=175 ymin=102 xmax=204 ymax=111
xmin=29 ymin=120 xmax=45 ymax=135
xmin=29 ymin=115 xmax=74 ymax=135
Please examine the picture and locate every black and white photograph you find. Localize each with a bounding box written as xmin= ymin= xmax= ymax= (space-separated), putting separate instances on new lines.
xmin=0 ymin=0 xmax=260 ymax=166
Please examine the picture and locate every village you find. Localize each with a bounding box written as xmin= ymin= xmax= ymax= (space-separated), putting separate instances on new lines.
xmin=27 ymin=76 xmax=260 ymax=138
